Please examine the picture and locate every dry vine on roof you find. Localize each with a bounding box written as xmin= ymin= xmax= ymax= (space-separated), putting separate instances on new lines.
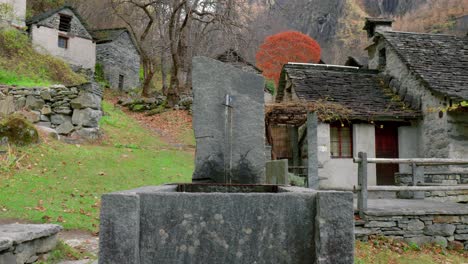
xmin=265 ymin=99 xmax=353 ymax=126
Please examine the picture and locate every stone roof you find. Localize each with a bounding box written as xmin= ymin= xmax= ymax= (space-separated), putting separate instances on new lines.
xmin=345 ymin=56 xmax=369 ymax=69
xmin=276 ymin=63 xmax=421 ymax=120
xmin=26 ymin=5 xmax=90 ymax=31
xmin=380 ymin=31 xmax=468 ymax=100
xmin=91 ymin=28 xmax=127 ymax=43
xmin=216 ymin=49 xmax=262 ymax=74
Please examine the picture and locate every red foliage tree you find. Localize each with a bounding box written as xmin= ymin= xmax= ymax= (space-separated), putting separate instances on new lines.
xmin=256 ymin=31 xmax=321 ymax=85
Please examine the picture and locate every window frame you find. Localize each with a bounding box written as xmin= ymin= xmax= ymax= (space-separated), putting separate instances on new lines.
xmin=330 ymin=123 xmax=353 ymax=159
xmin=58 ymin=35 xmax=69 ymax=49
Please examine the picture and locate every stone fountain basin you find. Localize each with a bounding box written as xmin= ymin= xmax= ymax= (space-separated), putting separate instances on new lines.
xmin=99 ymin=184 xmax=354 ymax=264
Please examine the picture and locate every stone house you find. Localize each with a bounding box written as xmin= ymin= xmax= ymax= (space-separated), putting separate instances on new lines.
xmin=92 ymin=28 xmax=141 ymax=91
xmin=270 ymin=18 xmax=468 ymax=190
xmin=26 ymin=6 xmax=96 ymax=71
xmin=365 ymin=18 xmax=468 ymax=188
xmin=272 ymin=63 xmax=421 ymax=189
xmin=216 ymin=49 xmax=274 ymax=103
xmin=0 ymin=0 xmax=26 ymax=27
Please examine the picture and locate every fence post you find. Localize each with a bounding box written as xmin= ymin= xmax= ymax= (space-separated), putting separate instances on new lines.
xmin=357 ymin=152 xmax=368 ymax=218
xmin=412 ymin=163 xmax=425 ymax=199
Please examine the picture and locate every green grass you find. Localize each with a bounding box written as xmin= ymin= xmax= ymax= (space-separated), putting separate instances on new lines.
xmin=0 ymin=101 xmax=194 ymax=231
xmin=0 ymin=69 xmax=52 ymax=87
xmin=356 ymin=239 xmax=468 ymax=264
xmin=0 ymin=27 xmax=86 ymax=86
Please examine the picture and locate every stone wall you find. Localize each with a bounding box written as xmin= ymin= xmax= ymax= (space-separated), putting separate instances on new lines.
xmin=395 ymin=173 xmax=468 ymax=202
xmin=96 ymin=31 xmax=140 ymax=91
xmin=356 ymin=214 xmax=468 ymax=250
xmin=0 ymin=0 xmax=26 ymax=27
xmin=0 ymin=83 xmax=102 ymax=139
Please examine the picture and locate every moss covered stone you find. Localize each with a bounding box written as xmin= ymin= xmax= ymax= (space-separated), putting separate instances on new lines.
xmin=0 ymin=116 xmax=39 ymax=145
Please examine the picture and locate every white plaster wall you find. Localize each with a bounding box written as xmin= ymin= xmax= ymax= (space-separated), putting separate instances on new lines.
xmin=317 ymin=123 xmax=376 ymax=189
xmin=31 ymin=25 xmax=96 ymax=70
xmin=398 ymin=125 xmax=420 ymax=173
xmin=0 ymin=0 xmax=26 ymax=26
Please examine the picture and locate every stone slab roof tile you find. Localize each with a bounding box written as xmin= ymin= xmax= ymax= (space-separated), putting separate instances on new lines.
xmin=281 ymin=64 xmax=420 ymax=120
xmin=381 ymin=31 xmax=468 ymax=100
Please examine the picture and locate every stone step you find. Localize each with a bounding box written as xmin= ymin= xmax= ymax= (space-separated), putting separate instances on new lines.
xmin=0 ymin=224 xmax=62 ymax=264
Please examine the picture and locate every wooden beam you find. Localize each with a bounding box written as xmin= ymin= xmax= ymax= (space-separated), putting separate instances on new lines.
xmin=353 ymin=157 xmax=468 ymax=166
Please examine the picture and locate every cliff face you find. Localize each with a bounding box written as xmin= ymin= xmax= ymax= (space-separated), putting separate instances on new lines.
xmin=274 ymin=0 xmax=468 ymax=64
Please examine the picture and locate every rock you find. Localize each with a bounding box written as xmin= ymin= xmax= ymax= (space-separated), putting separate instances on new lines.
xmin=71 ymin=128 xmax=101 ymax=141
xmin=54 ymin=107 xmax=72 ymax=115
xmin=0 ymin=224 xmax=62 ymax=244
xmin=364 ymin=221 xmax=396 ymax=228
xmin=407 ymin=219 xmax=425 ymax=231
xmin=35 ymin=125 xmax=58 ymax=139
xmin=51 ymin=114 xmax=71 ymax=125
xmin=56 ymin=121 xmax=75 ymax=135
xmin=40 ymin=115 xmax=50 ymax=122
xmin=192 ymin=56 xmax=266 ymax=183
xmin=0 ymin=96 xmax=15 ymax=115
xmin=70 ymin=92 xmax=101 ymax=110
xmin=41 ymin=105 xmax=52 ymax=115
xmin=432 ymin=236 xmax=448 ymax=248
xmin=454 ymin=234 xmax=468 ymax=240
xmin=448 ymin=240 xmax=464 ymax=250
xmin=0 ymin=238 xmax=13 ymax=252
xmin=434 ymin=216 xmax=460 ymax=223
xmin=0 ymin=117 xmax=39 ymax=146
xmin=17 ymin=110 xmax=41 ymax=123
xmin=405 ymin=236 xmax=432 ymax=246
xmin=424 ymin=224 xmax=456 ymax=236
xmin=25 ymin=96 xmax=45 ymax=110
xmin=120 ymin=98 xmax=134 ymax=106
xmin=40 ymin=90 xmax=52 ymax=101
xmin=72 ymin=108 xmax=102 ymax=127
xmin=14 ymin=96 xmax=26 ymax=110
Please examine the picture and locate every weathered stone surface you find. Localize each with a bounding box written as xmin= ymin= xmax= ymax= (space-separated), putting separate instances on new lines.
xmin=51 ymin=114 xmax=71 ymax=125
xmin=40 ymin=115 xmax=50 ymax=122
xmin=434 ymin=216 xmax=460 ymax=223
xmin=17 ymin=110 xmax=40 ymax=123
xmin=25 ymin=96 xmax=45 ymax=110
xmin=54 ymin=107 xmax=72 ymax=115
xmin=72 ymin=108 xmax=102 ymax=127
xmin=192 ymin=56 xmax=266 ymax=183
xmin=40 ymin=90 xmax=52 ymax=101
xmin=454 ymin=234 xmax=468 ymax=240
xmin=407 ymin=219 xmax=425 ymax=231
xmin=424 ymin=224 xmax=456 ymax=236
xmin=71 ymin=128 xmax=101 ymax=141
xmin=35 ymin=125 xmax=58 ymax=139
xmin=364 ymin=221 xmax=396 ymax=228
xmin=100 ymin=186 xmax=354 ymax=264
xmin=0 ymin=237 xmax=12 ymax=252
xmin=0 ymin=96 xmax=15 ymax=115
xmin=41 ymin=105 xmax=52 ymax=115
xmin=71 ymin=92 xmax=101 ymax=110
xmin=405 ymin=236 xmax=432 ymax=246
xmin=0 ymin=252 xmax=16 ymax=264
xmin=266 ymin=159 xmax=288 ymax=185
xmin=315 ymin=192 xmax=354 ymax=264
xmin=0 ymin=224 xmax=62 ymax=244
xmin=56 ymin=121 xmax=75 ymax=135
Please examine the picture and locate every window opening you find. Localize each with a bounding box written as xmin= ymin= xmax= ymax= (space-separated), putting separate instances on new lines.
xmin=59 ymin=14 xmax=72 ymax=32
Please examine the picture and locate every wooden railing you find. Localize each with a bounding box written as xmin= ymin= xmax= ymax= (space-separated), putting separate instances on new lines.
xmin=353 ymin=152 xmax=468 ymax=218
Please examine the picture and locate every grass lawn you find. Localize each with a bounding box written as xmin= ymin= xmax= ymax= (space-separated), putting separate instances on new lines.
xmin=356 ymin=238 xmax=468 ymax=264
xmin=0 ymin=101 xmax=194 ymax=232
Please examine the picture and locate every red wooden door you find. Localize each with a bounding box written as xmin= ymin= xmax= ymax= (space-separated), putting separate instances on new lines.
xmin=375 ymin=124 xmax=399 ymax=185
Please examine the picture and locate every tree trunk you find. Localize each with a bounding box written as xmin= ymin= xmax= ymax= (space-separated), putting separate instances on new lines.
xmin=161 ymin=54 xmax=168 ymax=95
xmin=141 ymin=57 xmax=154 ymax=97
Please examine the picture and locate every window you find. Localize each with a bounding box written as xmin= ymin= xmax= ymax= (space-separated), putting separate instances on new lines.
xmin=118 ymin=75 xmax=124 ymax=90
xmin=58 ymin=36 xmax=68 ymax=49
xmin=59 ymin=14 xmax=72 ymax=32
xmin=330 ymin=124 xmax=353 ymax=158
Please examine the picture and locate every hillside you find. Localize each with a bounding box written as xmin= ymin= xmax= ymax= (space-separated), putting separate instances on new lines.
xmin=0 ymin=26 xmax=86 ymax=87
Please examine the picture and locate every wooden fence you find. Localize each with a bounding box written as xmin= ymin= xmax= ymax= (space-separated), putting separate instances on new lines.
xmin=353 ymin=152 xmax=468 ymax=218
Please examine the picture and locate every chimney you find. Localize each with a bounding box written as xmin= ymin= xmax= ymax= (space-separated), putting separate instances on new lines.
xmin=363 ymin=18 xmax=394 ymax=39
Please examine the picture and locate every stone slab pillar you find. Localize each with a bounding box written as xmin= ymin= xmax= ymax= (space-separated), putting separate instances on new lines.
xmin=307 ymin=112 xmax=319 ymax=189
